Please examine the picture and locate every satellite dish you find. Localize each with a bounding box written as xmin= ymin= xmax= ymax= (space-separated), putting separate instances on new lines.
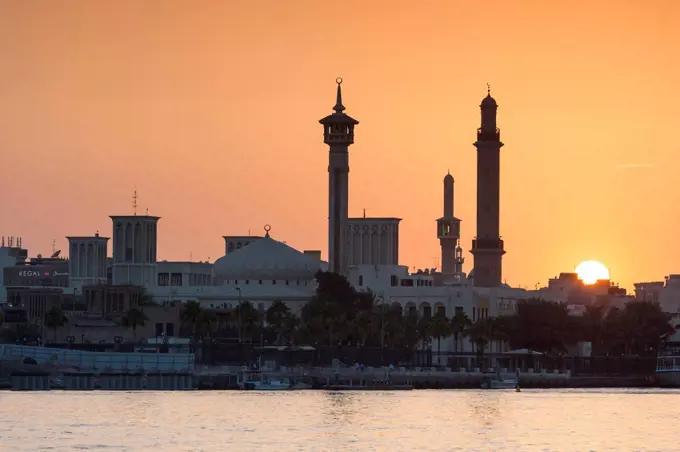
xmin=50 ymin=250 xmax=61 ymax=258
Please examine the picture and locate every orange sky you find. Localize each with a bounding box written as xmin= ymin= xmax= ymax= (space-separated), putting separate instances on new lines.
xmin=1 ymin=0 xmax=679 ymax=290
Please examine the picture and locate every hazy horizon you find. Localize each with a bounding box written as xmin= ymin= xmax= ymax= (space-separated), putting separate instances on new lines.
xmin=1 ymin=0 xmax=678 ymax=290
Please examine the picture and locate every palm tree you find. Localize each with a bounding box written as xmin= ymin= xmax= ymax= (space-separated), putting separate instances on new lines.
xmin=450 ymin=310 xmax=472 ymax=354
xmin=581 ymin=304 xmax=606 ymax=354
xmin=401 ymin=311 xmax=421 ymax=350
xmin=416 ymin=315 xmax=432 ymax=350
xmin=350 ymin=308 xmax=377 ymax=346
xmin=45 ymin=307 xmax=68 ymax=341
xmin=265 ymin=300 xmax=292 ymax=345
xmin=383 ymin=305 xmax=406 ymax=348
xmin=282 ymin=313 xmax=299 ymax=345
xmin=467 ymin=317 xmax=493 ymax=355
xmin=180 ymin=300 xmax=203 ymax=336
xmin=121 ymin=307 xmax=148 ymax=343
xmin=428 ymin=310 xmax=452 ymax=360
xmin=233 ymin=301 xmax=262 ymax=343
xmin=195 ymin=309 xmax=217 ymax=338
xmin=266 ymin=300 xmax=292 ymax=345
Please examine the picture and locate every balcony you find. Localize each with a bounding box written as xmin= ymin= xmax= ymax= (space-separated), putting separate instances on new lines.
xmin=476 ymin=128 xmax=500 ymax=141
xmin=472 ymin=238 xmax=504 ymax=250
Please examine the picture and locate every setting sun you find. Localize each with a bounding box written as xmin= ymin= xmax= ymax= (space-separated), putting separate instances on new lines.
xmin=575 ymin=260 xmax=611 ymax=285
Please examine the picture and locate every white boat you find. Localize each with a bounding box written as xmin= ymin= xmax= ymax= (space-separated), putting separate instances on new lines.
xmin=656 ymin=347 xmax=680 ymax=386
xmin=482 ymin=378 xmax=519 ymax=389
xmin=655 ymin=334 xmax=680 ymax=387
xmin=243 ymin=377 xmax=292 ymax=391
xmin=238 ymin=367 xmax=298 ymax=391
xmin=481 ymin=370 xmax=520 ymax=390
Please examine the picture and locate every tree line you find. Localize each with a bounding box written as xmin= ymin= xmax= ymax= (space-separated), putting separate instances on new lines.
xmin=176 ymin=272 xmax=674 ymax=358
xmin=18 ymin=271 xmax=676 ymax=356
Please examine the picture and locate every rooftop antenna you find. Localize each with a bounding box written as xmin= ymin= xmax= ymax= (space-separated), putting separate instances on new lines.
xmin=133 ymin=190 xmax=138 ymax=215
xmin=52 ymin=239 xmax=56 ymax=254
xmin=1 ymin=237 xmax=4 ymax=247
xmin=363 ymin=208 xmax=367 ymax=218
xmin=487 ymin=82 xmax=491 ymax=95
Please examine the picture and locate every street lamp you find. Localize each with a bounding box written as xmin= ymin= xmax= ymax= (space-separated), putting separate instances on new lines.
xmin=235 ymin=287 xmax=242 ymax=343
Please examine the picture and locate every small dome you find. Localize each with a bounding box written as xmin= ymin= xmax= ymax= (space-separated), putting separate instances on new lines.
xmin=481 ymin=94 xmax=497 ymax=107
xmin=444 ymin=172 xmax=454 ymax=182
xmin=213 ymin=234 xmax=322 ymax=280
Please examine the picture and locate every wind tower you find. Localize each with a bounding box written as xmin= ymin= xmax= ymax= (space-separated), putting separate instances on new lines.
xmin=67 ymin=232 xmax=110 ymax=290
xmin=470 ymin=85 xmax=505 ymax=287
xmin=319 ymin=77 xmax=359 ymax=274
xmin=436 ymin=171 xmax=462 ymax=275
xmin=110 ymin=192 xmax=160 ymax=285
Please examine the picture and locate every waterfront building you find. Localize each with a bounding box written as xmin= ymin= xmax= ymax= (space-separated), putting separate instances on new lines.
xmin=639 ymin=275 xmax=680 ymax=314
xmin=1 ymin=82 xmax=551 ymax=354
xmin=535 ymin=272 xmax=630 ymax=306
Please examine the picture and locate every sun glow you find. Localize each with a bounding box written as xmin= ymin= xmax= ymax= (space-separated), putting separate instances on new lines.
xmin=575 ymin=260 xmax=610 ymax=285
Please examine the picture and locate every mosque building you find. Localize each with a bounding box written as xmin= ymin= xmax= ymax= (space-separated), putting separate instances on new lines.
xmin=0 ymin=79 xmax=543 ymax=352
xmin=95 ymin=79 xmax=538 ymax=352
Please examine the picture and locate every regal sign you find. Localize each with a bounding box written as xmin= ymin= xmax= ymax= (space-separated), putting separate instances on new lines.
xmin=16 ymin=269 xmax=68 ymax=278
xmin=18 ymin=270 xmax=42 ymax=277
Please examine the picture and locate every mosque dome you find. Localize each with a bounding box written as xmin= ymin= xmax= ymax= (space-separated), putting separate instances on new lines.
xmin=213 ymin=227 xmax=322 ymax=281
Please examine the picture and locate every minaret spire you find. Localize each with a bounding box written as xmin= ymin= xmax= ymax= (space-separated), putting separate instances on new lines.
xmin=437 ymin=172 xmax=461 ymax=275
xmin=334 ymin=77 xmax=346 ymax=113
xmin=471 ymin=87 xmax=505 ymax=287
xmin=320 ymin=77 xmax=359 ymax=274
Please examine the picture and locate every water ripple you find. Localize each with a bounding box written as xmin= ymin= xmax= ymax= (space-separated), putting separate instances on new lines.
xmin=0 ymin=389 xmax=679 ymax=451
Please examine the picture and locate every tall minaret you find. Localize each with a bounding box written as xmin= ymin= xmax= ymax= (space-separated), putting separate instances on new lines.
xmin=436 ymin=172 xmax=462 ymax=274
xmin=319 ymin=78 xmax=359 ymax=274
xmin=470 ymin=85 xmax=505 ymax=287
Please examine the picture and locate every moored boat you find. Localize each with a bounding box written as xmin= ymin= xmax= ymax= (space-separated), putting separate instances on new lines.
xmin=323 ymin=379 xmax=413 ymax=391
xmin=241 ymin=377 xmax=293 ymax=391
xmin=481 ymin=377 xmax=519 ymax=390
xmin=481 ymin=369 xmax=520 ymax=390
xmin=655 ymin=327 xmax=680 ymax=387
xmin=323 ymin=383 xmax=413 ymax=391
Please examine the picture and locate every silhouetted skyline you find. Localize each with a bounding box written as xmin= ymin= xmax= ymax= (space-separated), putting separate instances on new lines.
xmin=1 ymin=1 xmax=678 ymax=289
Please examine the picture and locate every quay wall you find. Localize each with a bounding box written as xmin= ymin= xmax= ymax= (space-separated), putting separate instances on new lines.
xmin=0 ymin=345 xmax=195 ymax=372
xmin=8 ymin=372 xmax=195 ymax=391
